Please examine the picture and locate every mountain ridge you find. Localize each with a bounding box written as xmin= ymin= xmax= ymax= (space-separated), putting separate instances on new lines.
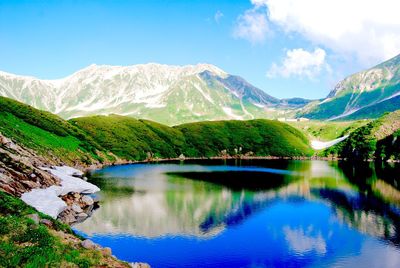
xmin=0 ymin=63 xmax=310 ymax=125
xmin=299 ymin=53 xmax=400 ymax=120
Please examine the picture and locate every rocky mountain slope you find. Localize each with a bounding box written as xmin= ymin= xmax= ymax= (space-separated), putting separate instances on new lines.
xmin=322 ymin=110 xmax=400 ymax=160
xmin=300 ymin=54 xmax=400 ymax=120
xmin=0 ymin=64 xmax=309 ymax=125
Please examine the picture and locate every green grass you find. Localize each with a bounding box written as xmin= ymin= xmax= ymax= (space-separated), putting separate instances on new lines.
xmin=72 ymin=115 xmax=313 ymax=159
xmin=0 ymin=191 xmax=110 ymax=268
xmin=176 ymin=119 xmax=313 ymax=157
xmin=70 ymin=115 xmax=186 ymax=160
xmin=0 ymin=97 xmax=110 ymax=164
xmin=322 ymin=110 xmax=400 ymax=160
xmin=287 ymin=120 xmax=370 ymax=141
xmin=1 ymin=96 xmax=313 ymax=164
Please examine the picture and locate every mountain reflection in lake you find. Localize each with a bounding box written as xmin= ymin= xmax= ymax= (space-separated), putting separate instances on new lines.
xmin=74 ymin=160 xmax=400 ymax=267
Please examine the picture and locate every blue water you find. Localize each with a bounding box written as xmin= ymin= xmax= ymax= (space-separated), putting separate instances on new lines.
xmin=74 ymin=160 xmax=400 ymax=267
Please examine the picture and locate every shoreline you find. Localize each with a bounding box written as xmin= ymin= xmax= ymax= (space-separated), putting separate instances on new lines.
xmin=83 ymin=155 xmax=400 ymax=173
xmin=82 ymin=155 xmax=343 ymax=173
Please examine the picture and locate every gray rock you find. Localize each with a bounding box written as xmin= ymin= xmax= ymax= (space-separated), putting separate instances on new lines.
xmin=62 ymin=213 xmax=77 ymax=224
xmin=81 ymin=195 xmax=94 ymax=206
xmin=81 ymin=239 xmax=96 ymax=250
xmin=101 ymin=247 xmax=112 ymax=256
xmin=130 ymin=263 xmax=151 ymax=268
xmin=71 ymin=203 xmax=83 ymax=213
xmin=30 ymin=173 xmax=37 ymax=179
xmin=27 ymin=213 xmax=40 ymax=224
xmin=76 ymin=212 xmax=88 ymax=221
xmin=40 ymin=219 xmax=53 ymax=227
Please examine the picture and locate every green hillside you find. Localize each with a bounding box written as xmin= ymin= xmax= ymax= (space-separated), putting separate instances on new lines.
xmin=0 ymin=97 xmax=108 ymax=165
xmin=322 ymin=110 xmax=400 ymax=160
xmin=70 ymin=115 xmax=186 ymax=160
xmin=0 ymin=97 xmax=313 ymax=164
xmin=176 ymin=119 xmax=312 ymax=157
xmin=300 ymin=54 xmax=400 ymax=120
xmin=287 ymin=120 xmax=370 ymax=141
xmin=71 ymin=116 xmax=313 ymax=160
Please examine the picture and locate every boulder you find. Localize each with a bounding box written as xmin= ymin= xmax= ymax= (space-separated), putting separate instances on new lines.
xmin=27 ymin=213 xmax=40 ymax=225
xmin=40 ymin=219 xmax=53 ymax=227
xmin=81 ymin=239 xmax=96 ymax=250
xmin=81 ymin=195 xmax=94 ymax=206
xmin=59 ymin=212 xmax=76 ymax=224
xmin=76 ymin=212 xmax=88 ymax=221
xmin=130 ymin=263 xmax=151 ymax=268
xmin=71 ymin=203 xmax=83 ymax=213
xmin=101 ymin=247 xmax=112 ymax=256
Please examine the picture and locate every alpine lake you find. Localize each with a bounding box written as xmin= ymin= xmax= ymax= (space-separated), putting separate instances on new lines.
xmin=74 ymin=160 xmax=400 ymax=268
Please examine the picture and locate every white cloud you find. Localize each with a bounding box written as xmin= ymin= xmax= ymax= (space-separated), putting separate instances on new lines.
xmin=233 ymin=9 xmax=269 ymax=44
xmin=242 ymin=0 xmax=400 ymax=64
xmin=283 ymin=226 xmax=327 ymax=255
xmin=214 ymin=10 xmax=224 ymax=23
xmin=267 ymin=48 xmax=328 ymax=79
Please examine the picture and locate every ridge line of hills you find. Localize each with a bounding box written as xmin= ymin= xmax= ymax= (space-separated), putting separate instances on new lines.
xmin=1 ymin=53 xmax=398 ymax=125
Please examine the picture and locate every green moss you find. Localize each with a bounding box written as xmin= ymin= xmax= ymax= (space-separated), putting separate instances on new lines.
xmin=0 ymin=191 xmax=111 ymax=267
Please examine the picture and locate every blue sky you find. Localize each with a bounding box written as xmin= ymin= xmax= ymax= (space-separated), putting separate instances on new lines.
xmin=0 ymin=0 xmax=399 ymax=99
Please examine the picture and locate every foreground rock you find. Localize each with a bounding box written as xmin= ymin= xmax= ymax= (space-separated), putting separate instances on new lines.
xmin=0 ymin=133 xmax=59 ymax=196
xmin=20 ymin=165 xmax=99 ymax=219
xmin=131 ymin=263 xmax=151 ymax=268
xmin=0 ymin=133 xmax=150 ymax=267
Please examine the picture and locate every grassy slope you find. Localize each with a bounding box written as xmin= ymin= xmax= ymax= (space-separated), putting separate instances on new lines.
xmin=72 ymin=115 xmax=313 ymax=159
xmin=1 ymin=96 xmax=312 ymax=163
xmin=287 ymin=120 xmax=370 ymax=141
xmin=0 ymin=97 xmax=110 ymax=165
xmin=322 ymin=111 xmax=400 ymax=160
xmin=176 ymin=119 xmax=313 ymax=157
xmin=0 ymin=191 xmax=128 ymax=267
xmin=70 ymin=115 xmax=186 ymax=160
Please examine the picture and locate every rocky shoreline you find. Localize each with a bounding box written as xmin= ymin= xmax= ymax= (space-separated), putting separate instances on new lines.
xmin=0 ymin=133 xmax=149 ymax=267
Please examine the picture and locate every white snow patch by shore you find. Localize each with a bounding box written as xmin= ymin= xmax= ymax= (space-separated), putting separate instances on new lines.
xmin=311 ymin=135 xmax=349 ymax=150
xmin=21 ymin=166 xmax=99 ymax=218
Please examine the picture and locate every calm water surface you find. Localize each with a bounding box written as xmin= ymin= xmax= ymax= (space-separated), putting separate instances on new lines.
xmin=74 ymin=160 xmax=400 ymax=267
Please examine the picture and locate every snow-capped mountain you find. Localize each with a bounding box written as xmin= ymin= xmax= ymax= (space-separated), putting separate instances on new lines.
xmin=0 ymin=63 xmax=307 ymax=125
xmin=299 ymin=53 xmax=400 ymax=120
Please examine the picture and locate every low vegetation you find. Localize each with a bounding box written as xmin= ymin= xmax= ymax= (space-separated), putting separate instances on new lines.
xmin=72 ymin=115 xmax=313 ymax=160
xmin=0 ymin=191 xmax=128 ymax=267
xmin=176 ymin=119 xmax=312 ymax=157
xmin=0 ymin=97 xmax=312 ymax=164
xmin=322 ymin=111 xmax=400 ymax=160
xmin=0 ymin=97 xmax=109 ymax=165
xmin=287 ymin=120 xmax=370 ymax=141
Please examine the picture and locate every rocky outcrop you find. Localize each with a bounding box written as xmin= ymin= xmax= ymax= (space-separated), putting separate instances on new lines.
xmin=59 ymin=192 xmax=98 ymax=224
xmin=0 ymin=133 xmax=100 ymax=224
xmin=0 ymin=133 xmax=59 ymax=196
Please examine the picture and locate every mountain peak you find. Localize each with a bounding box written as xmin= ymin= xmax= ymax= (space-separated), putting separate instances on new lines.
xmin=73 ymin=63 xmax=227 ymax=78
